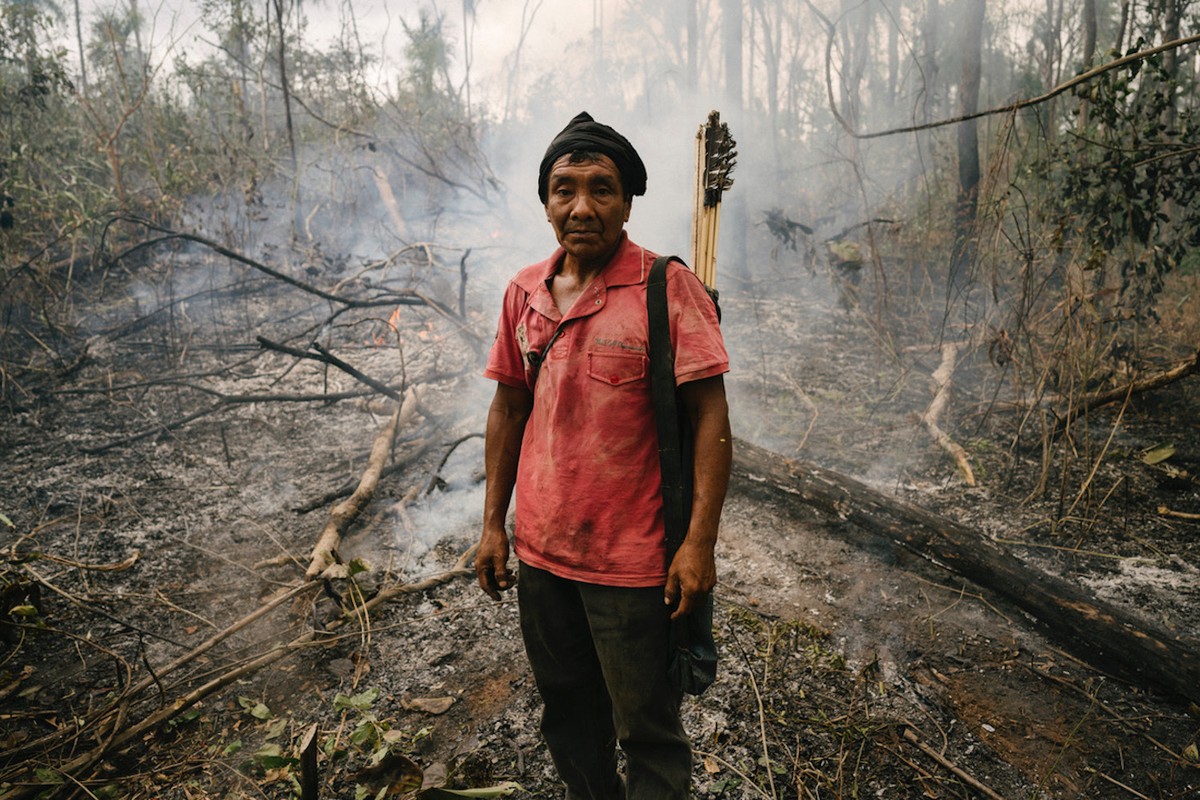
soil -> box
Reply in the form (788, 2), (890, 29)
(1, 241), (1199, 800)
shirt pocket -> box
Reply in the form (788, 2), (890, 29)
(587, 351), (648, 387)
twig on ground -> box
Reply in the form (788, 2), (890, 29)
(1157, 506), (1200, 521)
(0, 546), (478, 799)
(1086, 768), (1155, 799)
(901, 727), (1008, 800)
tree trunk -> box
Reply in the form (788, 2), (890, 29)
(730, 440), (1200, 706)
(921, 0), (939, 124)
(74, 0), (88, 93)
(1160, 0), (1181, 133)
(272, 0), (302, 236)
(949, 0), (984, 288)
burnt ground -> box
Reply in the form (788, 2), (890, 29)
(1, 241), (1199, 800)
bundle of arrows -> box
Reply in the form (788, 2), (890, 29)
(690, 110), (738, 290)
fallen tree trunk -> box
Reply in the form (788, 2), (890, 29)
(730, 439), (1200, 706)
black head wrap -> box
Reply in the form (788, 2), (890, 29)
(537, 111), (647, 204)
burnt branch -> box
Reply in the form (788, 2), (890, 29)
(256, 336), (403, 400)
(1055, 349), (1199, 435)
(102, 216), (458, 318)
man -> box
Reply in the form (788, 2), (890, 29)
(476, 111), (732, 800)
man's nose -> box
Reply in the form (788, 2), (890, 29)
(568, 192), (596, 218)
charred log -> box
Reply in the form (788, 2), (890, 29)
(731, 439), (1200, 706)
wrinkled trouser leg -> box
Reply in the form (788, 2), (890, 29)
(518, 562), (691, 800)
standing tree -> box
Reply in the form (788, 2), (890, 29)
(950, 0), (985, 290)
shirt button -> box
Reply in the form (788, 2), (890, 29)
(610, 375), (619, 384)
(595, 299), (602, 305)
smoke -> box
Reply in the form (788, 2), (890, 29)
(396, 435), (487, 565)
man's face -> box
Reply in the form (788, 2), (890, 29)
(544, 154), (632, 268)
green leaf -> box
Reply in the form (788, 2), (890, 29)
(238, 697), (272, 720)
(8, 605), (39, 618)
(256, 743), (282, 759)
(335, 687), (381, 712)
(254, 743), (297, 770)
(167, 708), (201, 729)
(34, 768), (64, 784)
(0, 512), (13, 528)
(222, 739), (243, 756)
(1141, 444), (1175, 465)
(349, 720), (378, 746)
(263, 716), (288, 740)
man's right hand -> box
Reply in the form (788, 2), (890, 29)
(476, 524), (514, 601)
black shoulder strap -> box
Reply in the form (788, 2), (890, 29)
(647, 256), (691, 561)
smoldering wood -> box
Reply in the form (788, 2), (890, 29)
(422, 432), (484, 495)
(731, 439), (1200, 705)
(292, 436), (437, 513)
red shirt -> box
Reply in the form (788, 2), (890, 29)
(484, 235), (729, 587)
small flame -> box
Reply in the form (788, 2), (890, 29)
(373, 307), (404, 346)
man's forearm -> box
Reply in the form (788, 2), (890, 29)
(482, 384), (533, 531)
(681, 376), (732, 550)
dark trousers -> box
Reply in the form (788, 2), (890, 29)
(517, 562), (691, 800)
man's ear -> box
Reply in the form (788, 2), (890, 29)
(623, 198), (632, 222)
